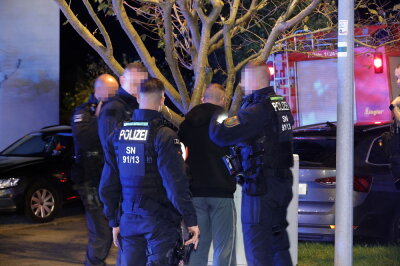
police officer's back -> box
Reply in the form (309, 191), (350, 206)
(210, 60), (294, 266)
(71, 73), (118, 266)
(99, 78), (199, 265)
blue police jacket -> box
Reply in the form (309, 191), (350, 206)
(209, 86), (294, 169)
(98, 87), (139, 150)
(209, 86), (274, 145)
(71, 94), (103, 186)
(99, 109), (197, 228)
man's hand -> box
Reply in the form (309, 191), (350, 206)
(112, 227), (120, 247)
(95, 101), (103, 117)
(185, 226), (200, 249)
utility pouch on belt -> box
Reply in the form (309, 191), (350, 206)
(239, 138), (267, 196)
(168, 224), (194, 265)
(242, 166), (267, 196)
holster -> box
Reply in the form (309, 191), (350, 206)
(77, 185), (102, 210)
(242, 155), (267, 196)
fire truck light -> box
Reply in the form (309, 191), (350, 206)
(268, 67), (275, 76)
(373, 53), (383, 73)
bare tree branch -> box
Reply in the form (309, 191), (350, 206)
(193, 0), (208, 23)
(162, 1), (191, 111)
(355, 38), (400, 49)
(283, 0), (301, 20)
(223, 0), (241, 107)
(112, 0), (184, 112)
(234, 51), (261, 73)
(177, 0), (201, 52)
(209, 0), (259, 47)
(259, 0), (322, 61)
(208, 0), (267, 55)
(161, 105), (184, 127)
(54, 0), (123, 75)
(81, 0), (113, 54)
(190, 0), (224, 109)
(137, 0), (161, 3)
(229, 83), (244, 115)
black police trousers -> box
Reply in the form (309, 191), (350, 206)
(119, 201), (180, 266)
(78, 187), (113, 266)
(241, 173), (293, 266)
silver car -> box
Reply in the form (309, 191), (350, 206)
(294, 122), (400, 243)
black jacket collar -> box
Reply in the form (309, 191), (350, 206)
(132, 109), (163, 121)
(243, 86), (275, 103)
(118, 87), (138, 107)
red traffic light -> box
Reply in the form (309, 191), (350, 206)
(373, 53), (383, 73)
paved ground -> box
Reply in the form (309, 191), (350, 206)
(0, 206), (118, 266)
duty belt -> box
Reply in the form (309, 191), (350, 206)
(74, 151), (101, 159)
(86, 151), (100, 157)
(121, 198), (175, 220)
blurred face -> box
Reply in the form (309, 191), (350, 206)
(241, 65), (270, 95)
(94, 76), (118, 101)
(242, 68), (257, 95)
(120, 69), (148, 96)
(395, 67), (400, 89)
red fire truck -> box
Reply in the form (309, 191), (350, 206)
(269, 25), (400, 127)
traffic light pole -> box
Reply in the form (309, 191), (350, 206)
(335, 0), (354, 265)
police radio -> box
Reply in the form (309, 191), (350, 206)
(222, 146), (244, 184)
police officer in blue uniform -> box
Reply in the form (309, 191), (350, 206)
(99, 78), (199, 265)
(209, 60), (294, 266)
(71, 74), (119, 266)
(98, 62), (148, 149)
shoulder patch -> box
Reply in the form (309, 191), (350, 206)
(224, 116), (240, 127)
(73, 114), (83, 123)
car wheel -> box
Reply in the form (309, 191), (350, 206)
(390, 212), (400, 244)
(25, 182), (59, 223)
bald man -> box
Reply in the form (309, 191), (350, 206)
(71, 73), (118, 266)
(210, 60), (294, 266)
(179, 84), (236, 266)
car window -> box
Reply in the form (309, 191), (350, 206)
(1, 133), (72, 157)
(293, 137), (336, 167)
(366, 136), (390, 165)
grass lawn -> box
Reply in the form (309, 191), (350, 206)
(298, 242), (400, 266)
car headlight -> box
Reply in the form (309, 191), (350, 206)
(0, 178), (20, 189)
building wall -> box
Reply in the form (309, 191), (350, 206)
(0, 0), (59, 150)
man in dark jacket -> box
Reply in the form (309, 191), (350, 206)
(99, 78), (199, 265)
(179, 83), (236, 266)
(71, 74), (118, 266)
(98, 62), (148, 149)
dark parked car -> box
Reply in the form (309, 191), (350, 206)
(0, 125), (79, 222)
(294, 122), (400, 243)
